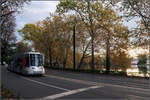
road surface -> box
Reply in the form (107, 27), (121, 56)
(1, 66), (150, 100)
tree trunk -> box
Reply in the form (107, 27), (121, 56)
(78, 53), (85, 69)
(106, 35), (110, 74)
(1, 43), (7, 65)
(87, 0), (95, 71)
(148, 31), (150, 76)
(78, 40), (91, 69)
(91, 31), (95, 71)
(1, 55), (4, 65)
(0, 31), (1, 65)
(63, 46), (67, 69)
(49, 47), (52, 67)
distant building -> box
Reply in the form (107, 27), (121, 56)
(131, 59), (138, 68)
(127, 59), (150, 77)
(131, 59), (149, 69)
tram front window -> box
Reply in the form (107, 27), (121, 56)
(30, 54), (43, 66)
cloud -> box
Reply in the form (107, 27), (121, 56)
(15, 1), (59, 41)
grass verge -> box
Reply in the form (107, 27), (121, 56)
(1, 85), (20, 99)
(45, 66), (149, 79)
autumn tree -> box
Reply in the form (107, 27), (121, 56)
(120, 0), (150, 72)
(0, 0), (30, 18)
(58, 14), (91, 70)
(108, 0), (150, 68)
(88, 1), (130, 73)
(15, 41), (31, 53)
(56, 0), (131, 73)
(121, 0), (150, 31)
(19, 14), (73, 68)
(0, 0), (30, 64)
(111, 52), (131, 72)
(0, 13), (16, 64)
(75, 18), (91, 69)
(57, 0), (100, 70)
(131, 22), (149, 48)
(18, 23), (52, 65)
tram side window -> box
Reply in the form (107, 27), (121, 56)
(39, 55), (43, 66)
(13, 58), (17, 67)
(30, 54), (35, 66)
(17, 57), (22, 67)
(25, 54), (29, 67)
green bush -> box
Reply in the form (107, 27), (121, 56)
(137, 54), (148, 76)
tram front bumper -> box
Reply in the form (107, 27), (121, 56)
(24, 67), (45, 75)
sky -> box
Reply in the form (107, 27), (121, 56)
(15, 1), (146, 57)
(15, 1), (59, 41)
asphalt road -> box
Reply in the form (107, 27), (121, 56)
(1, 66), (150, 100)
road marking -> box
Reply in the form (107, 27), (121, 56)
(45, 74), (150, 93)
(103, 83), (150, 93)
(21, 77), (70, 91)
(43, 86), (101, 100)
(128, 95), (149, 100)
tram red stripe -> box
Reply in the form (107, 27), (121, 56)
(23, 57), (26, 67)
